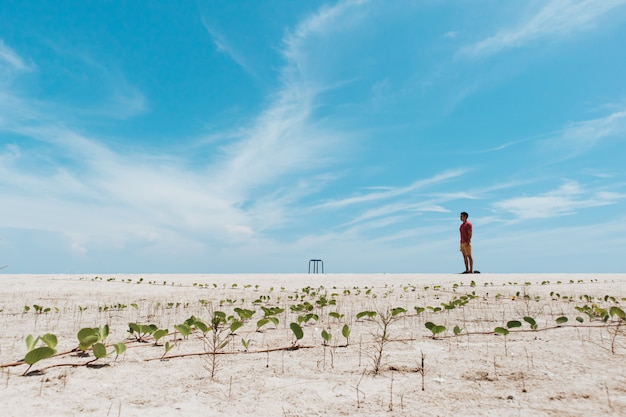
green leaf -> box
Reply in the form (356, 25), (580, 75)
(341, 324), (351, 339)
(78, 327), (98, 343)
(25, 335), (38, 351)
(164, 341), (174, 354)
(78, 335), (99, 351)
(414, 307), (425, 314)
(113, 342), (126, 356)
(174, 324), (191, 337)
(432, 325), (446, 335)
(610, 306), (625, 319)
(230, 320), (244, 334)
(153, 329), (168, 342)
(268, 317), (279, 326)
(576, 316), (584, 323)
(98, 324), (109, 341)
(128, 323), (140, 334)
(424, 322), (435, 331)
(321, 329), (332, 342)
(453, 325), (462, 335)
(290, 323), (304, 340)
(507, 320), (522, 329)
(523, 316), (536, 327)
(24, 346), (56, 366)
(391, 307), (407, 316)
(356, 311), (369, 319)
(41, 333), (58, 349)
(256, 318), (270, 330)
(494, 327), (509, 336)
(93, 342), (108, 359)
(194, 320), (209, 333)
(556, 316), (568, 325)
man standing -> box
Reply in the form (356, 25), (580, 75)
(459, 212), (473, 274)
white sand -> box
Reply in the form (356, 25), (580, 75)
(1, 273), (625, 416)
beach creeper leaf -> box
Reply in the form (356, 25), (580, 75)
(556, 316), (568, 325)
(424, 322), (435, 331)
(414, 307), (425, 314)
(24, 346), (56, 366)
(494, 327), (509, 336)
(391, 307), (407, 316)
(153, 329), (168, 342)
(41, 333), (58, 349)
(290, 323), (304, 341)
(523, 316), (536, 327)
(507, 320), (522, 329)
(230, 320), (244, 334)
(576, 316), (584, 323)
(268, 317), (279, 327)
(321, 329), (332, 343)
(93, 343), (108, 359)
(113, 342), (126, 357)
(256, 318), (270, 330)
(25, 335), (39, 351)
(341, 324), (351, 339)
(433, 325), (446, 335)
(453, 325), (462, 335)
(174, 324), (191, 337)
(194, 320), (209, 334)
(609, 307), (625, 319)
(98, 325), (109, 341)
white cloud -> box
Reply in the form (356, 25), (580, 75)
(493, 181), (624, 219)
(462, 0), (626, 57)
(540, 109), (626, 157)
(316, 169), (468, 209)
(0, 39), (30, 71)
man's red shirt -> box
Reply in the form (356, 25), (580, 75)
(460, 221), (472, 243)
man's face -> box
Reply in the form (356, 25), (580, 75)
(460, 214), (467, 222)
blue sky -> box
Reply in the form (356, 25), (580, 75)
(1, 0), (626, 274)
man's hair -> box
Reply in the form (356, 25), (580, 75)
(460, 211), (469, 218)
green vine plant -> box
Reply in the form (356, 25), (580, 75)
(23, 333), (57, 375)
(289, 322), (304, 348)
(204, 310), (230, 378)
(128, 323), (158, 342)
(341, 324), (351, 347)
(424, 322), (446, 339)
(321, 329), (332, 346)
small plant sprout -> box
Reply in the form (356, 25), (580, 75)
(162, 341), (175, 360)
(494, 326), (510, 355)
(23, 333), (58, 375)
(321, 329), (332, 346)
(174, 323), (191, 340)
(424, 322), (446, 339)
(152, 328), (169, 346)
(356, 310), (377, 320)
(523, 316), (538, 330)
(77, 325), (109, 352)
(128, 323), (157, 342)
(241, 338), (252, 352)
(341, 324), (351, 346)
(290, 323), (304, 347)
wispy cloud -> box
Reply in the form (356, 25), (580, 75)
(493, 181), (625, 219)
(462, 0), (626, 57)
(316, 169), (468, 210)
(0, 39), (30, 72)
(201, 20), (259, 79)
(539, 109), (626, 158)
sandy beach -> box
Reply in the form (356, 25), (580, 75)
(1, 273), (625, 416)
